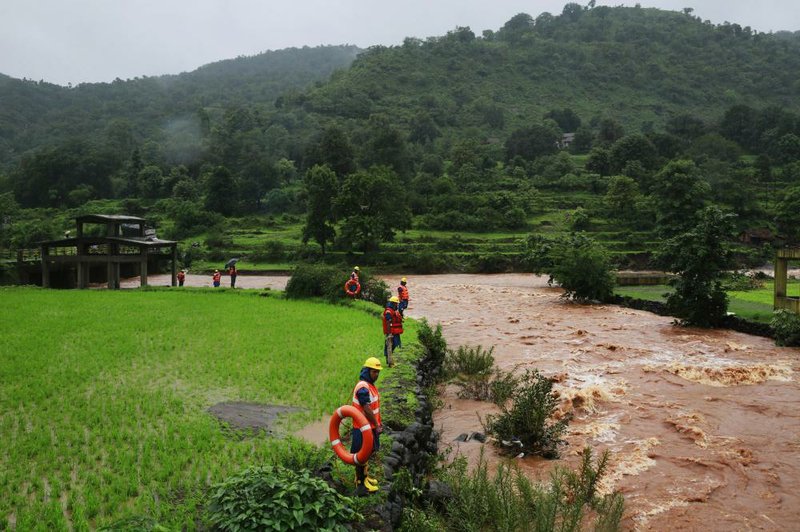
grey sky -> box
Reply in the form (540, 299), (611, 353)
(1, 0), (798, 86)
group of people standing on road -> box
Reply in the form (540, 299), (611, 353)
(345, 269), (411, 494)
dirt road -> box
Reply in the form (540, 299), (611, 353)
(399, 274), (800, 531)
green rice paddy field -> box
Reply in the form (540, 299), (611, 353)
(0, 287), (397, 530)
(615, 281), (800, 323)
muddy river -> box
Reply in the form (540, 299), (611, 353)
(131, 272), (800, 530)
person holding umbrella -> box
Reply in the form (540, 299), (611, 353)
(226, 258), (239, 288)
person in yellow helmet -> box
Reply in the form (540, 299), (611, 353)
(382, 296), (403, 366)
(350, 266), (360, 282)
(351, 357), (383, 495)
(397, 277), (409, 317)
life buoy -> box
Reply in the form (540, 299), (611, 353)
(344, 279), (361, 297)
(329, 405), (374, 465)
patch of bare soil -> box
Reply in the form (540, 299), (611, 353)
(208, 401), (301, 435)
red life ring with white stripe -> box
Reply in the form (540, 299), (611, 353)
(344, 279), (361, 297)
(329, 405), (374, 465)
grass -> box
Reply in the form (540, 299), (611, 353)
(614, 281), (800, 323)
(0, 286), (403, 530)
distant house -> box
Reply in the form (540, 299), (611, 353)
(738, 228), (774, 246)
(559, 132), (576, 150)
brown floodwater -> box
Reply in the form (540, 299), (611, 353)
(402, 274), (800, 531)
(122, 272), (800, 529)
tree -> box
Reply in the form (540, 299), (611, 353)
(544, 108), (581, 132)
(605, 175), (641, 224)
(527, 233), (615, 301)
(335, 166), (411, 252)
(204, 166), (238, 216)
(776, 186), (800, 242)
(608, 134), (658, 173)
(302, 165), (338, 254)
(650, 160), (709, 237)
(596, 118), (625, 146)
(777, 133), (800, 165)
(304, 126), (356, 177)
(505, 124), (560, 162)
(657, 206), (734, 327)
(585, 147), (611, 176)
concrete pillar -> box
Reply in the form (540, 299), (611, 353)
(775, 256), (788, 308)
(140, 247), (148, 287)
(171, 246), (177, 287)
(40, 245), (50, 288)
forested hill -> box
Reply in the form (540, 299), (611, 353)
(0, 45), (360, 167)
(292, 5), (800, 132)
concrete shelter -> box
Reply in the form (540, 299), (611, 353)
(39, 214), (177, 289)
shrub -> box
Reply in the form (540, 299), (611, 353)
(360, 275), (390, 306)
(445, 345), (495, 378)
(417, 319), (447, 379)
(528, 233), (615, 301)
(722, 271), (764, 291)
(771, 309), (800, 347)
(285, 264), (341, 300)
(485, 369), (570, 458)
(207, 465), (359, 531)
(407, 449), (623, 532)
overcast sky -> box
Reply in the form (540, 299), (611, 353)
(1, 0), (798, 86)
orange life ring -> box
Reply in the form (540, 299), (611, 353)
(329, 405), (374, 465)
(344, 279), (361, 297)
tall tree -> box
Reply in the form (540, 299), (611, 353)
(657, 206), (734, 327)
(651, 159), (709, 238)
(302, 165), (338, 254)
(204, 166), (238, 216)
(335, 166), (411, 252)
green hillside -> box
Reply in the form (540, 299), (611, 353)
(2, 4), (800, 274)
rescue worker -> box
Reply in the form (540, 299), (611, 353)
(350, 266), (360, 282)
(383, 296), (403, 365)
(212, 269), (221, 287)
(352, 357), (383, 495)
(397, 277), (410, 317)
(228, 264), (237, 288)
(177, 269), (186, 287)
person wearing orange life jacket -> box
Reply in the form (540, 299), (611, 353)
(397, 277), (410, 317)
(351, 357), (383, 494)
(383, 296), (403, 365)
(177, 270), (186, 287)
(212, 269), (221, 287)
(350, 266), (360, 282)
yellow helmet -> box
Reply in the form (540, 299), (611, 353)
(389, 296), (400, 303)
(354, 266), (360, 271)
(401, 277), (407, 283)
(364, 357), (383, 370)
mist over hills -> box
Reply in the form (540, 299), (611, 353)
(1, 4), (800, 219)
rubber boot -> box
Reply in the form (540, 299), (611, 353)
(355, 466), (378, 495)
(364, 464), (378, 488)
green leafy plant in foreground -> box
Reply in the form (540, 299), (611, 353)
(207, 465), (360, 531)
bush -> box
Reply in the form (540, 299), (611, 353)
(722, 271), (765, 291)
(417, 319), (447, 379)
(445, 345), (495, 378)
(528, 233), (615, 301)
(360, 275), (390, 306)
(207, 465), (359, 531)
(771, 309), (800, 347)
(285, 264), (341, 300)
(485, 369), (570, 458)
(405, 449), (623, 532)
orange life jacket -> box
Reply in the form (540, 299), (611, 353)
(177, 272), (185, 280)
(352, 380), (381, 429)
(398, 285), (409, 301)
(383, 307), (403, 335)
(213, 272), (221, 282)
